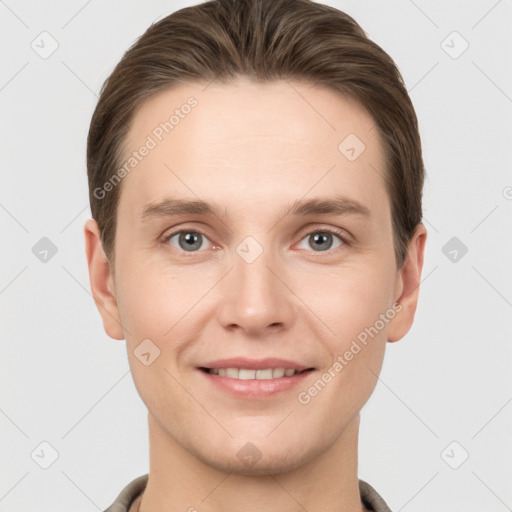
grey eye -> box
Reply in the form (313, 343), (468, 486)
(167, 231), (209, 252)
(298, 231), (344, 252)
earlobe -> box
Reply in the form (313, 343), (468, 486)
(387, 223), (427, 343)
(84, 218), (125, 340)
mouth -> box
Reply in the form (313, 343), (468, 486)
(196, 358), (315, 399)
(199, 367), (313, 379)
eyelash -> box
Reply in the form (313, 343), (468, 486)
(161, 226), (351, 254)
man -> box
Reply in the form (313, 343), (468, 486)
(84, 0), (427, 510)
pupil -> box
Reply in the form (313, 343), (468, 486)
(177, 232), (333, 252)
(181, 232), (201, 251)
(312, 233), (331, 251)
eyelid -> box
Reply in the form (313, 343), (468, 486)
(161, 224), (353, 253)
(296, 225), (353, 246)
(161, 225), (215, 249)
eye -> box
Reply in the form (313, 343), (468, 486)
(297, 229), (346, 252)
(163, 227), (348, 254)
(165, 230), (211, 252)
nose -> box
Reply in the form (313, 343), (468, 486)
(216, 238), (296, 336)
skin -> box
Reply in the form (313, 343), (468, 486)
(84, 78), (426, 512)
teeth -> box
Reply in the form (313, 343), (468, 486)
(256, 369), (273, 379)
(239, 369), (256, 380)
(207, 367), (299, 379)
(226, 368), (238, 378)
(272, 368), (285, 378)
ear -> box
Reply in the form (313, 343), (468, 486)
(84, 218), (125, 340)
(387, 223), (427, 343)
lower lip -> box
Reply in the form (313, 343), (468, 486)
(198, 369), (314, 399)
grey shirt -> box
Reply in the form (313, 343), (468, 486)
(103, 474), (393, 512)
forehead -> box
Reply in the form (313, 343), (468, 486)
(119, 78), (388, 221)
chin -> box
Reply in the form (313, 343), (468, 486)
(195, 441), (317, 477)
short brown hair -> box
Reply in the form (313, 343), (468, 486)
(87, 0), (424, 269)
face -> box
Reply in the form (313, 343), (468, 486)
(86, 78), (425, 475)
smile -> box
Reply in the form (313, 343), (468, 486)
(201, 367), (310, 379)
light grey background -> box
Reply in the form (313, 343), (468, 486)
(1, 0), (511, 510)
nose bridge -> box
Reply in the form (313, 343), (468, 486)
(217, 233), (293, 333)
(234, 234), (280, 307)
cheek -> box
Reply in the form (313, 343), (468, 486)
(116, 274), (171, 340)
(299, 261), (396, 345)
(115, 248), (396, 353)
(114, 259), (218, 356)
(314, 263), (395, 400)
(114, 265), (200, 413)
(294, 271), (392, 422)
(298, 262), (394, 393)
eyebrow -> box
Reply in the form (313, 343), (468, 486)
(139, 195), (371, 223)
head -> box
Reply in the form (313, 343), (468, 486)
(85, 0), (426, 475)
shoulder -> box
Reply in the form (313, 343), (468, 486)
(358, 479), (393, 512)
(102, 474), (148, 512)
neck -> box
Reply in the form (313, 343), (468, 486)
(138, 413), (367, 512)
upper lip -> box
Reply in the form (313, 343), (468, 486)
(199, 357), (313, 371)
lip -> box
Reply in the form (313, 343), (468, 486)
(197, 357), (315, 399)
(199, 357), (312, 371)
